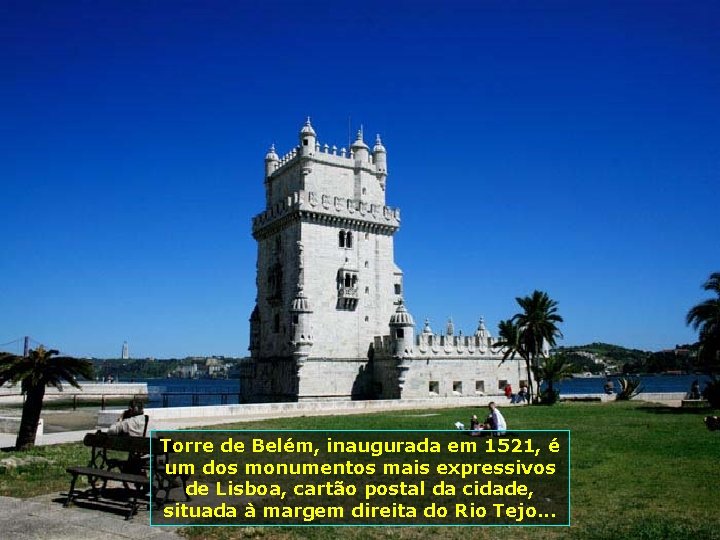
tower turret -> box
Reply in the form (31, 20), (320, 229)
(422, 318), (433, 335)
(475, 316), (489, 338)
(289, 241), (313, 363)
(372, 134), (387, 190)
(446, 317), (455, 336)
(290, 289), (314, 362)
(299, 117), (316, 157)
(264, 144), (279, 178)
(350, 127), (369, 163)
(389, 299), (415, 358)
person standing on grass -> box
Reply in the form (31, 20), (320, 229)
(487, 402), (507, 435)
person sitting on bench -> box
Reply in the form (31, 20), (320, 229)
(108, 401), (147, 437)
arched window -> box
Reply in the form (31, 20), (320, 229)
(344, 273), (352, 287)
(338, 231), (345, 248)
(346, 232), (353, 248)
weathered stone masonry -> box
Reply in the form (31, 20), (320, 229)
(240, 119), (529, 402)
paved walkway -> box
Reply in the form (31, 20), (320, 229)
(0, 494), (179, 540)
(0, 430), (91, 449)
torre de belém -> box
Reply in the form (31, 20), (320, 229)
(239, 119), (529, 402)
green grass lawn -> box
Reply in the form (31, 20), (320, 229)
(1, 401), (718, 539)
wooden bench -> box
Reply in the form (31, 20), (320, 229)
(65, 432), (151, 520)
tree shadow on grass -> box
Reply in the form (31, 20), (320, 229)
(636, 404), (714, 415)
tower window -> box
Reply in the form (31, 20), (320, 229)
(364, 261), (369, 268)
(339, 231), (345, 248)
(394, 284), (402, 294)
(267, 263), (283, 304)
(396, 328), (404, 338)
(292, 314), (299, 324)
(346, 232), (353, 248)
(365, 287), (369, 294)
(303, 139), (308, 146)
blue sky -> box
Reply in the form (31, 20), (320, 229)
(1, 1), (718, 358)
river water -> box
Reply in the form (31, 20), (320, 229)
(139, 374), (711, 408)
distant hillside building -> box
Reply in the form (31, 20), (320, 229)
(240, 119), (528, 402)
(121, 341), (129, 360)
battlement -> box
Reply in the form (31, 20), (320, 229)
(373, 331), (503, 359)
(252, 190), (400, 238)
(267, 139), (381, 178)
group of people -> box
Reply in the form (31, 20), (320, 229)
(503, 383), (529, 404)
(455, 402), (507, 436)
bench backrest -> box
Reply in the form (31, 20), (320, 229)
(83, 431), (151, 454)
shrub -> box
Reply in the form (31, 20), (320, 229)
(538, 387), (560, 405)
(702, 377), (720, 408)
(616, 376), (643, 401)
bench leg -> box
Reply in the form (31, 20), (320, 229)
(181, 475), (191, 502)
(154, 480), (169, 509)
(126, 499), (137, 520)
(65, 475), (79, 507)
(125, 484), (147, 520)
(88, 475), (102, 500)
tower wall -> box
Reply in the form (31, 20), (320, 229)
(388, 357), (529, 400)
(243, 119), (526, 404)
(245, 120), (401, 401)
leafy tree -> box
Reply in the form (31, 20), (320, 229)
(686, 272), (720, 374)
(0, 347), (93, 450)
(535, 353), (576, 404)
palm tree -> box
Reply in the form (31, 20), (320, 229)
(511, 290), (564, 403)
(535, 353), (576, 404)
(0, 346), (93, 450)
(495, 319), (534, 400)
(686, 272), (720, 374)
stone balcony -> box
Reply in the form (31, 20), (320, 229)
(337, 287), (359, 310)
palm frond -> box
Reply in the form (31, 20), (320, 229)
(0, 348), (93, 394)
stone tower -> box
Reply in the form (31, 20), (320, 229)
(243, 119), (403, 401)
